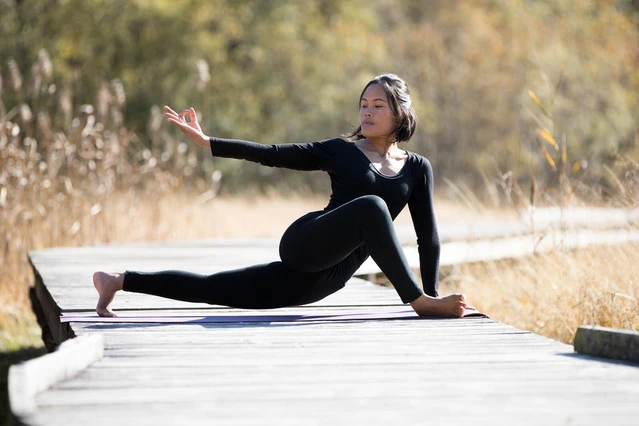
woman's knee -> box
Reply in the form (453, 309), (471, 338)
(353, 195), (391, 217)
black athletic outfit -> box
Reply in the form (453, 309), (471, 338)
(123, 137), (441, 308)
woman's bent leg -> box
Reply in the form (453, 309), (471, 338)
(279, 195), (424, 303)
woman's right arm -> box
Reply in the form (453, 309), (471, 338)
(163, 105), (331, 171)
(208, 137), (334, 171)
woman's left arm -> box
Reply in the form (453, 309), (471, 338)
(407, 157), (441, 298)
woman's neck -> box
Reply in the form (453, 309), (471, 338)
(361, 137), (399, 157)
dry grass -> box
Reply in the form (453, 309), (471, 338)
(0, 192), (326, 351)
(442, 243), (639, 344)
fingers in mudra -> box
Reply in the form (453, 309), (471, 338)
(162, 105), (181, 121)
(163, 106), (203, 140)
(163, 106), (195, 125)
(179, 108), (199, 125)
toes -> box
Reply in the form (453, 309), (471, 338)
(97, 308), (118, 318)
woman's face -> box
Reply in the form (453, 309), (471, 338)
(359, 84), (396, 142)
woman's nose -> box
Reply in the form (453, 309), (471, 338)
(364, 110), (372, 116)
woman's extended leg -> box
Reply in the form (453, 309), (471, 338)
(93, 248), (367, 317)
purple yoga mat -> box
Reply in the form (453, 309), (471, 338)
(61, 308), (487, 323)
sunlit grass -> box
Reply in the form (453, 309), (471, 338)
(444, 242), (639, 344)
(373, 239), (639, 344)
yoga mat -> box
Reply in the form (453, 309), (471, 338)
(61, 308), (487, 324)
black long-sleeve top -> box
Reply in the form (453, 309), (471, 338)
(209, 137), (441, 298)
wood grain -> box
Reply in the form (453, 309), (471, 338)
(18, 238), (639, 426)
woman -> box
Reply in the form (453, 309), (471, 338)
(93, 74), (470, 318)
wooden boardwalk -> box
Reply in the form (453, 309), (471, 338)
(17, 238), (639, 425)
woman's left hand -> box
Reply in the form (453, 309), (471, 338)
(163, 105), (210, 148)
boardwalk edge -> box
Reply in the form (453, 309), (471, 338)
(8, 334), (104, 425)
(574, 325), (639, 363)
(28, 254), (76, 350)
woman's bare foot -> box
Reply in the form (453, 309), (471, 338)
(93, 272), (124, 317)
(410, 294), (469, 318)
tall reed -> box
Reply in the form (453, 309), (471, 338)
(0, 51), (222, 350)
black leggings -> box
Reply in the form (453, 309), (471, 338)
(123, 195), (425, 308)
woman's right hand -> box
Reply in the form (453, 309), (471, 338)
(163, 105), (210, 148)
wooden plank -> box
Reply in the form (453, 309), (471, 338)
(31, 318), (639, 426)
(8, 334), (103, 424)
(29, 262), (76, 350)
(574, 325), (639, 363)
(25, 402), (638, 426)
(20, 228), (639, 426)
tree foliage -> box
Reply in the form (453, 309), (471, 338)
(1, 0), (637, 199)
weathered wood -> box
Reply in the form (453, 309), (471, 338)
(31, 318), (639, 426)
(9, 334), (103, 424)
(29, 259), (75, 351)
(574, 325), (639, 363)
(23, 403), (639, 426)
(18, 232), (639, 426)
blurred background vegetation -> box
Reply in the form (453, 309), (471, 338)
(1, 0), (637, 200)
(1, 3), (639, 418)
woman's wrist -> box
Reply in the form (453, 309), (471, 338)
(199, 134), (211, 147)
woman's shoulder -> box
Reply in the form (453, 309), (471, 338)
(307, 137), (352, 153)
(316, 137), (351, 146)
(405, 150), (433, 171)
(403, 151), (434, 186)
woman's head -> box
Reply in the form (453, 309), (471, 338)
(346, 74), (417, 144)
